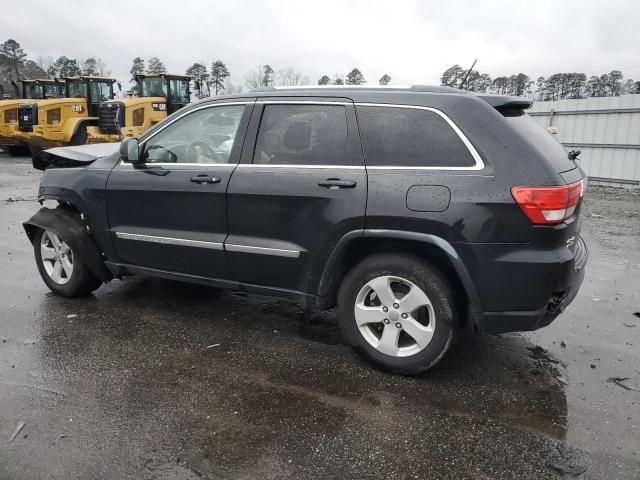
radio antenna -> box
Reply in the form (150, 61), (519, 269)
(459, 58), (478, 90)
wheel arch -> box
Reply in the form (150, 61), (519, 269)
(316, 229), (484, 326)
(23, 206), (113, 282)
(64, 117), (95, 142)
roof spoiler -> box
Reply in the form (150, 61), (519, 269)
(477, 95), (533, 110)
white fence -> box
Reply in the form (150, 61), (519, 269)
(529, 95), (640, 185)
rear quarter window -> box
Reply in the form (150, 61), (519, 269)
(355, 105), (476, 167)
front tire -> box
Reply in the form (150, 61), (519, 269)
(33, 228), (102, 297)
(337, 253), (456, 375)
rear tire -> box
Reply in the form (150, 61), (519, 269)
(33, 228), (102, 297)
(70, 125), (88, 146)
(337, 253), (456, 375)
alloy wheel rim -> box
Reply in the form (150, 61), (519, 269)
(40, 231), (73, 285)
(354, 275), (435, 357)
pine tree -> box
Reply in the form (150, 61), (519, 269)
(379, 74), (391, 85)
(210, 60), (230, 95)
(130, 57), (145, 84)
(346, 68), (365, 85)
(147, 57), (166, 74)
(82, 58), (98, 76)
(0, 39), (27, 81)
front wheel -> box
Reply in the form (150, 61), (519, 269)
(33, 228), (102, 297)
(337, 253), (456, 375)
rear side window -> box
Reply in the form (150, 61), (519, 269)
(356, 106), (475, 167)
(254, 104), (350, 166)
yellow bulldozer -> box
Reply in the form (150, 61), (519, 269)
(86, 73), (191, 143)
(0, 79), (64, 155)
(15, 76), (117, 153)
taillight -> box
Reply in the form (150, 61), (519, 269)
(511, 180), (584, 225)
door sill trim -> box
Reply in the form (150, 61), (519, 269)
(105, 262), (315, 305)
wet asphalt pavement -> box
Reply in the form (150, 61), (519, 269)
(0, 152), (638, 479)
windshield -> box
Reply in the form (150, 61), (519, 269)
(89, 81), (114, 102)
(141, 78), (168, 98)
(24, 84), (44, 99)
(169, 79), (189, 104)
(67, 80), (88, 98)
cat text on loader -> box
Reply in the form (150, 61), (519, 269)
(0, 79), (64, 155)
(16, 76), (117, 153)
(86, 73), (191, 144)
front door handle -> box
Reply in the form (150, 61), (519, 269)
(190, 174), (221, 185)
(318, 178), (357, 189)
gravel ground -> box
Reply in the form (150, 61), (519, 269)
(0, 152), (638, 479)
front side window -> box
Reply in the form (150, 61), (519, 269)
(356, 106), (475, 168)
(253, 104), (349, 166)
(89, 82), (113, 103)
(141, 78), (167, 98)
(142, 104), (246, 164)
(169, 79), (189, 103)
(67, 80), (88, 99)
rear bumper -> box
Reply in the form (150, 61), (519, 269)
(478, 261), (585, 334)
(457, 236), (588, 334)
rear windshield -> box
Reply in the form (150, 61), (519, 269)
(501, 109), (575, 172)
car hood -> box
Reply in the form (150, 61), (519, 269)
(33, 143), (120, 170)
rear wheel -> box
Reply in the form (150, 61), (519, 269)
(33, 228), (102, 297)
(337, 253), (455, 375)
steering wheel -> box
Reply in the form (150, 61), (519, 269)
(186, 140), (219, 163)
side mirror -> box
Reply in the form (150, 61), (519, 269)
(120, 137), (141, 164)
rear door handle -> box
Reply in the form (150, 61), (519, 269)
(190, 174), (221, 185)
(318, 178), (357, 189)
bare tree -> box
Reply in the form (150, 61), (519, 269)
(96, 59), (111, 77)
(275, 67), (304, 86)
(36, 55), (53, 78)
(245, 65), (274, 89)
(225, 80), (243, 94)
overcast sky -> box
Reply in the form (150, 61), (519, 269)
(3, 0), (639, 88)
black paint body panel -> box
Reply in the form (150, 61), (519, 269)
(29, 87), (588, 334)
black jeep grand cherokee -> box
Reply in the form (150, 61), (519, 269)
(24, 85), (588, 374)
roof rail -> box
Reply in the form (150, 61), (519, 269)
(249, 84), (467, 94)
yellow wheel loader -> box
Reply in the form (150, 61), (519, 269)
(86, 73), (191, 144)
(0, 79), (64, 155)
(15, 76), (117, 153)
